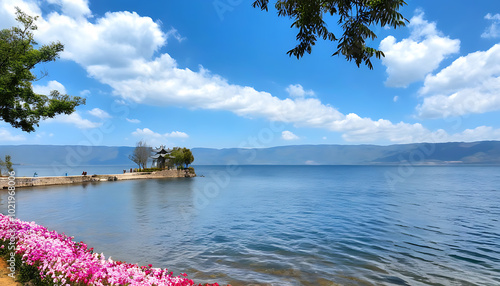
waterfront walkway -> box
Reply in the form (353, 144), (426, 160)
(0, 169), (196, 189)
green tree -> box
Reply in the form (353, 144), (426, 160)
(0, 8), (85, 132)
(129, 140), (151, 170)
(168, 147), (194, 168)
(181, 148), (194, 168)
(0, 155), (14, 176)
(168, 147), (184, 168)
(252, 0), (408, 69)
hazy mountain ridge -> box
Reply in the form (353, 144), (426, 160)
(192, 141), (500, 165)
(1, 141), (499, 166)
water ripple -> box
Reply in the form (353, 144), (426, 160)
(1, 165), (499, 285)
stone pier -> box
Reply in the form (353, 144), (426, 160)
(0, 169), (196, 189)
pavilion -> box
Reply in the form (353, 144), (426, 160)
(151, 145), (173, 169)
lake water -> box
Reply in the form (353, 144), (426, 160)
(1, 165), (499, 285)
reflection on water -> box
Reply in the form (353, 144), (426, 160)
(1, 166), (500, 285)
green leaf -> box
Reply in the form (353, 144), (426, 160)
(0, 8), (85, 132)
(252, 0), (408, 69)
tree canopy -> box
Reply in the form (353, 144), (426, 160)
(168, 147), (194, 168)
(0, 8), (85, 132)
(252, 0), (408, 69)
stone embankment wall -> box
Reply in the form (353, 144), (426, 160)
(0, 169), (195, 189)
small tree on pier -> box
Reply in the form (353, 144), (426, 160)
(129, 140), (151, 170)
(169, 147), (194, 169)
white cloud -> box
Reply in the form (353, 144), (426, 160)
(380, 11), (460, 87)
(286, 84), (315, 98)
(132, 128), (162, 140)
(132, 128), (189, 146)
(393, 96), (399, 102)
(335, 115), (500, 143)
(166, 131), (189, 138)
(126, 118), (141, 124)
(32, 80), (67, 95)
(88, 55), (345, 126)
(36, 10), (166, 68)
(442, 126), (500, 143)
(0, 0), (41, 29)
(44, 112), (101, 129)
(332, 114), (429, 142)
(46, 0), (90, 19)
(88, 108), (111, 119)
(0, 128), (26, 142)
(417, 44), (500, 118)
(482, 13), (500, 39)
(281, 130), (299, 141)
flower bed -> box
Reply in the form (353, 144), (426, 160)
(0, 214), (221, 286)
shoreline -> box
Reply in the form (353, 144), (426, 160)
(0, 169), (196, 189)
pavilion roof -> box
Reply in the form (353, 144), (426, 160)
(152, 145), (172, 154)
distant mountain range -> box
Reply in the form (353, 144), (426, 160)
(1, 141), (500, 167)
(193, 141), (500, 165)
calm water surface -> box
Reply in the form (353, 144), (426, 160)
(1, 166), (499, 285)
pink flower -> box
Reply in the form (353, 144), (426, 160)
(0, 214), (222, 286)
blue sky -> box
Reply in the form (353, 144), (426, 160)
(1, 0), (500, 148)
